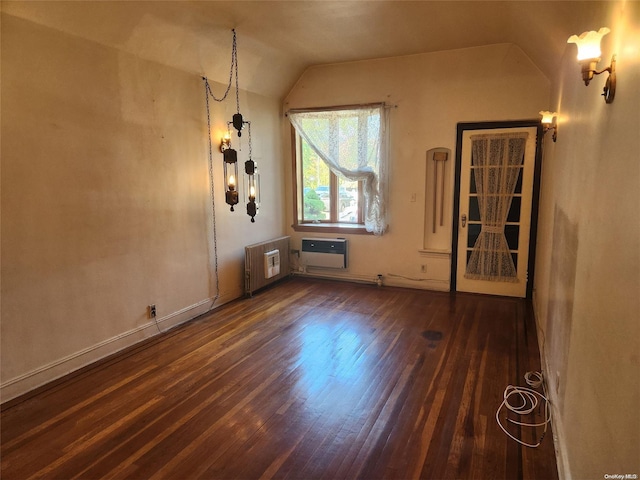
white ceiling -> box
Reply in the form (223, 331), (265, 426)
(3, 1), (612, 98)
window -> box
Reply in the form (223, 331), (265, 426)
(298, 137), (362, 225)
(289, 105), (388, 235)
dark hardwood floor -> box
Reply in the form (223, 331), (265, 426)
(1, 277), (558, 479)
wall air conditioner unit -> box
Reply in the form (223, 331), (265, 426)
(301, 238), (347, 269)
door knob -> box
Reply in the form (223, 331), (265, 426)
(461, 214), (467, 228)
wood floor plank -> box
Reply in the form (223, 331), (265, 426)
(1, 278), (558, 480)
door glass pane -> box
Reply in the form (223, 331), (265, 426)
(505, 225), (520, 250)
(469, 196), (481, 222)
(467, 224), (481, 248)
(507, 196), (522, 223)
(514, 167), (523, 194)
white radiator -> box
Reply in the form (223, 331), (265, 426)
(301, 238), (347, 269)
(245, 236), (290, 296)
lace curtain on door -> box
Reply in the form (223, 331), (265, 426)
(465, 132), (528, 282)
(288, 105), (388, 235)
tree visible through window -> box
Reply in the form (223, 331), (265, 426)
(289, 105), (388, 234)
(300, 138), (360, 223)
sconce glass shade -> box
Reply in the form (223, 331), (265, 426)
(539, 111), (557, 125)
(567, 27), (610, 61)
(566, 27), (616, 101)
(220, 134), (231, 152)
(539, 111), (558, 142)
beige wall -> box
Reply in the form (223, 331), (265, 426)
(283, 44), (549, 289)
(533, 2), (640, 478)
(1, 12), (285, 401)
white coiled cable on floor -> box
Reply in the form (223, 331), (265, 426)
(496, 371), (551, 448)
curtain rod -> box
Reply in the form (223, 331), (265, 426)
(285, 102), (397, 116)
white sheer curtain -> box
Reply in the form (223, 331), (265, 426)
(288, 105), (388, 235)
(464, 132), (528, 282)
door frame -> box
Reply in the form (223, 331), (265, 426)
(450, 120), (544, 299)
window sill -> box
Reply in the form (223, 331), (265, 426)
(292, 223), (372, 235)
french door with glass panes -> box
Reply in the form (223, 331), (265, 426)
(453, 124), (539, 298)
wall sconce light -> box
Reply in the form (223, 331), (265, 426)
(539, 111), (558, 142)
(220, 134), (231, 152)
(567, 27), (616, 103)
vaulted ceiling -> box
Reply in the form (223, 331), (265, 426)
(3, 1), (612, 98)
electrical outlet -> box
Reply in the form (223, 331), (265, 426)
(421, 264), (427, 273)
(149, 304), (156, 319)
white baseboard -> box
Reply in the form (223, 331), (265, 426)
(0, 293), (235, 404)
(295, 270), (450, 292)
(532, 295), (571, 480)
(384, 274), (450, 291)
(295, 270), (378, 285)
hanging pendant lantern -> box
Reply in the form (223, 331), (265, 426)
(203, 29), (263, 221)
(243, 123), (258, 222)
(245, 157), (259, 222)
(223, 147), (239, 211)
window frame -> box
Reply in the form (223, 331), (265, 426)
(291, 124), (370, 234)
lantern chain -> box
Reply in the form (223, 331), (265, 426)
(234, 29), (240, 114)
(203, 78), (220, 304)
(203, 29), (238, 104)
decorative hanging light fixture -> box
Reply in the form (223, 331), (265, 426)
(203, 29), (261, 220)
(223, 131), (239, 211)
(243, 123), (260, 222)
(246, 170), (259, 222)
